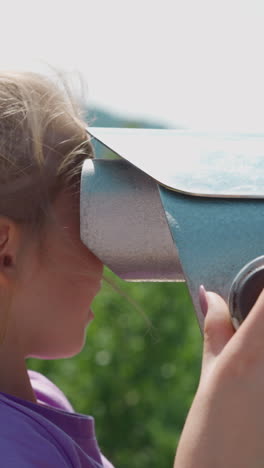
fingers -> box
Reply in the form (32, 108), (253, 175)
(202, 288), (264, 380)
(231, 288), (264, 357)
(202, 291), (235, 376)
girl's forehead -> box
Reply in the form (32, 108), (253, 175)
(51, 190), (80, 234)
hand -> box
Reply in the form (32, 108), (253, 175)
(174, 288), (264, 468)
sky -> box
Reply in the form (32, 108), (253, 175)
(1, 0), (264, 131)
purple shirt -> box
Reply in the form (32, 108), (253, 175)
(0, 370), (114, 467)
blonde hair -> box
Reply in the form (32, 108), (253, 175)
(0, 70), (93, 234)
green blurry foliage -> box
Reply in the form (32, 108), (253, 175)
(28, 269), (202, 468)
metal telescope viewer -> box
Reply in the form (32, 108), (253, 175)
(80, 128), (264, 332)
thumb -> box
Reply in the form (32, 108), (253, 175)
(201, 290), (235, 374)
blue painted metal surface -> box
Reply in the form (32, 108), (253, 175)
(159, 186), (264, 330)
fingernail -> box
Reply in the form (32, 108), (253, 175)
(199, 285), (208, 317)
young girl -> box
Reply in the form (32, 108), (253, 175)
(0, 71), (263, 467)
